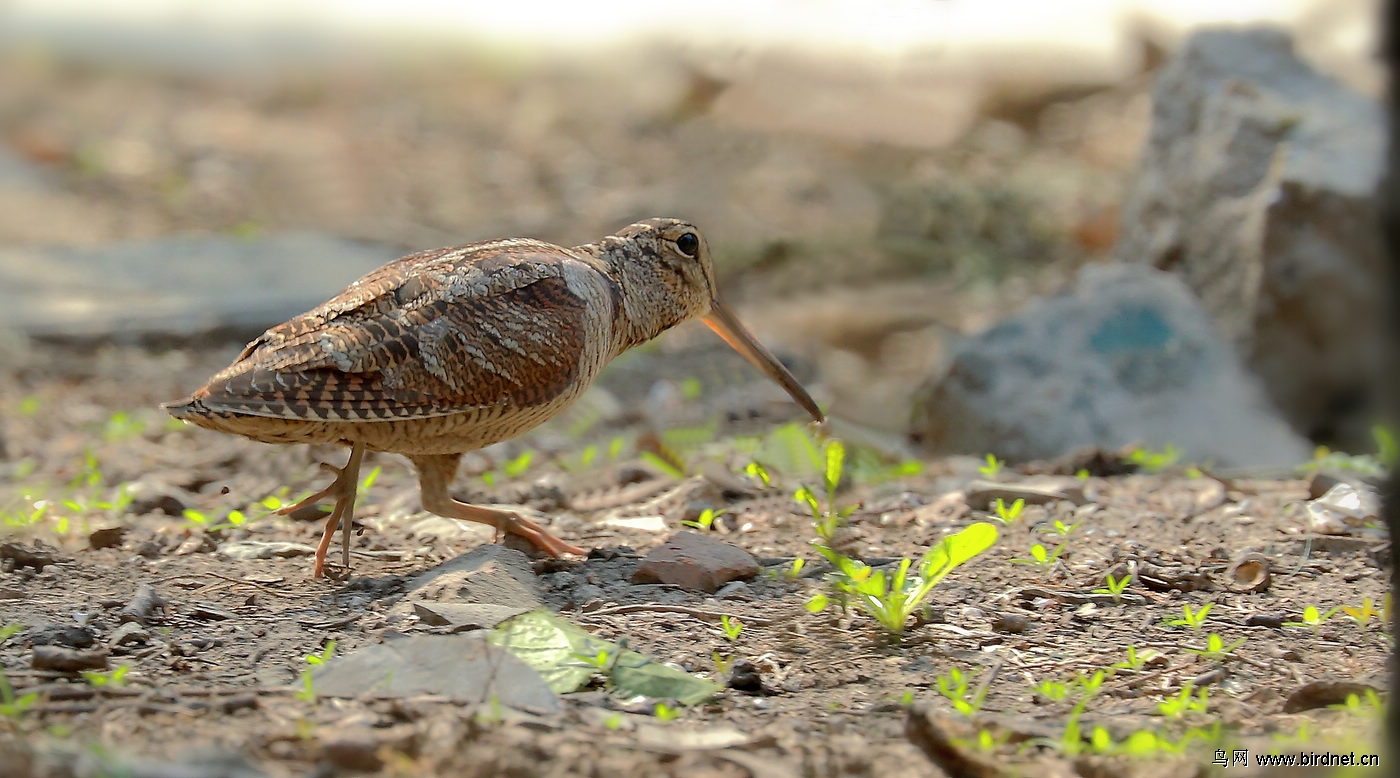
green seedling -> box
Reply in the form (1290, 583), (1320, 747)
(718, 615), (743, 642)
(977, 454), (1003, 478)
(103, 411), (146, 442)
(1111, 645), (1159, 672)
(653, 702), (679, 722)
(0, 624), (22, 643)
(1164, 602), (1212, 630)
(972, 728), (1008, 753)
(934, 666), (985, 717)
(0, 673), (38, 720)
(1075, 468), (1090, 481)
(603, 712), (623, 730)
(1046, 519), (1078, 536)
(897, 689), (915, 706)
(81, 664), (130, 688)
(710, 653), (734, 675)
(1284, 605), (1339, 630)
(744, 461), (772, 487)
(785, 558), (805, 580)
(1010, 542), (1062, 573)
(502, 451), (534, 478)
(1127, 444), (1179, 473)
(17, 396), (40, 417)
(1155, 682), (1209, 718)
(990, 498), (1023, 525)
(1330, 689), (1384, 718)
(639, 451), (686, 480)
(1034, 678), (1071, 702)
(294, 640), (336, 703)
(809, 523), (997, 635)
(795, 439), (856, 542)
(1342, 598), (1379, 628)
(359, 466), (381, 492)
(2, 502), (47, 529)
(682, 508), (722, 531)
(1183, 633), (1245, 660)
(1093, 573), (1131, 603)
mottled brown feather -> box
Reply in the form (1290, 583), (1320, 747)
(192, 241), (595, 422)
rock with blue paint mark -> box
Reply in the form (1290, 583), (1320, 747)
(910, 263), (1309, 467)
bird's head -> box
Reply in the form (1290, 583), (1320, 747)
(587, 217), (824, 424)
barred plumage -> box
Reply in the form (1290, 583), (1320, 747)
(164, 218), (823, 578)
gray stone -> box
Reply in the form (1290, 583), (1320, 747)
(1116, 27), (1387, 448)
(631, 532), (759, 593)
(109, 622), (150, 647)
(406, 545), (543, 610)
(0, 231), (396, 339)
(311, 633), (558, 713)
(410, 602), (531, 630)
(911, 264), (1310, 467)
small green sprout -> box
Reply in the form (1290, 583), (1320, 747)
(744, 461), (772, 487)
(1164, 602), (1212, 630)
(1183, 633), (1245, 660)
(977, 454), (1003, 478)
(785, 558), (805, 580)
(1155, 682), (1209, 718)
(809, 523), (998, 635)
(1075, 468), (1090, 481)
(103, 411), (146, 442)
(1034, 679), (1071, 702)
(1092, 573), (1130, 603)
(898, 689), (915, 707)
(1047, 519), (1077, 536)
(0, 673), (38, 720)
(1111, 646), (1158, 672)
(17, 396), (40, 417)
(1284, 605), (1339, 630)
(682, 508), (722, 531)
(603, 712), (623, 730)
(305, 641), (336, 666)
(359, 465), (381, 492)
(1010, 542), (1062, 573)
(653, 702), (679, 722)
(710, 653), (733, 675)
(1128, 445), (1179, 473)
(718, 615), (743, 642)
(502, 451), (534, 478)
(294, 640), (336, 703)
(990, 498), (1023, 525)
(804, 592), (828, 613)
(182, 509), (208, 527)
(1330, 689), (1383, 718)
(1342, 598), (1379, 628)
(639, 451), (686, 479)
(934, 666), (985, 716)
(0, 623), (22, 643)
(81, 664), (130, 688)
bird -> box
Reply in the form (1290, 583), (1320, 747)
(164, 218), (825, 578)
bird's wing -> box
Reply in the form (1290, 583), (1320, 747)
(191, 241), (603, 422)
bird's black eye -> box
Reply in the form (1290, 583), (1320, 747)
(675, 232), (699, 257)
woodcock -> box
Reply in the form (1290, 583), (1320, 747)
(164, 218), (825, 577)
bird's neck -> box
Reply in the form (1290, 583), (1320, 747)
(574, 239), (692, 358)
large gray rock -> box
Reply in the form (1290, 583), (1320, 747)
(1116, 27), (1386, 448)
(910, 264), (1310, 467)
(0, 231), (397, 339)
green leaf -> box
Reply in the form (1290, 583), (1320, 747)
(490, 610), (719, 705)
(823, 440), (845, 497)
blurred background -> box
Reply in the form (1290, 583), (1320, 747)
(0, 0), (1385, 468)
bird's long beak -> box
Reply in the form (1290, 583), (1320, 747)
(702, 298), (825, 424)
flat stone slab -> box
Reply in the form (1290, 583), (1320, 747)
(631, 532), (759, 593)
(311, 633), (559, 714)
(405, 545), (543, 610)
(0, 231), (396, 339)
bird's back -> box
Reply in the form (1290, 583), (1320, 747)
(166, 238), (621, 454)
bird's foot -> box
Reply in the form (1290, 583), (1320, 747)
(281, 444), (366, 578)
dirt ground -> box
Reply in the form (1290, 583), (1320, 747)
(0, 342), (1390, 778)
